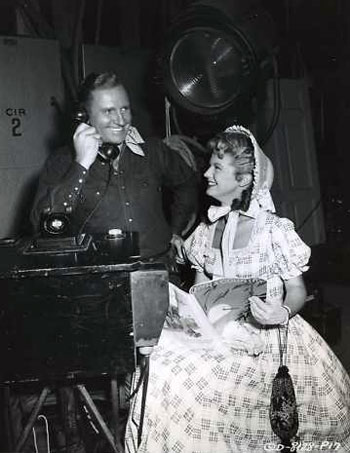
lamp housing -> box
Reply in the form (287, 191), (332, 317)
(163, 0), (277, 116)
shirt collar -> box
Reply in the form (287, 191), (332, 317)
(124, 126), (145, 156)
(207, 199), (260, 223)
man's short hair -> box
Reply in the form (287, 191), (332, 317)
(77, 72), (124, 108)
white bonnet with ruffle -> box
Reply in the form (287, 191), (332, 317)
(224, 124), (275, 213)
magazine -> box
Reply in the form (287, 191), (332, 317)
(164, 279), (267, 355)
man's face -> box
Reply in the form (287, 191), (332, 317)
(88, 85), (132, 144)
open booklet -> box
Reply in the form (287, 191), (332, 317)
(163, 279), (267, 356)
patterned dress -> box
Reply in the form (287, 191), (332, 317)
(125, 210), (350, 453)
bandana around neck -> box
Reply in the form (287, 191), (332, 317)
(125, 126), (145, 156)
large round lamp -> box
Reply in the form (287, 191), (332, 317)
(163, 0), (277, 118)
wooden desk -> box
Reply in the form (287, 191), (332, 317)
(0, 235), (168, 452)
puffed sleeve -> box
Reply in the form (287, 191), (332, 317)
(271, 216), (311, 280)
(183, 223), (208, 272)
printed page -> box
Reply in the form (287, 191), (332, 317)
(164, 282), (231, 352)
(163, 281), (266, 356)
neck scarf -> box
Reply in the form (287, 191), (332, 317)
(125, 126), (145, 156)
(112, 126), (145, 171)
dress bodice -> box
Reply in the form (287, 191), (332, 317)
(184, 209), (311, 302)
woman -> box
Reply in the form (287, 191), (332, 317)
(126, 125), (350, 452)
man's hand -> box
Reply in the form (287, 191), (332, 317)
(73, 122), (101, 170)
(249, 296), (289, 326)
(170, 234), (187, 265)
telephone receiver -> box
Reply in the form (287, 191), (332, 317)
(73, 108), (120, 162)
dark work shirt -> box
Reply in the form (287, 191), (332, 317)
(30, 137), (198, 258)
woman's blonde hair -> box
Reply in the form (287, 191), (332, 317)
(207, 131), (256, 211)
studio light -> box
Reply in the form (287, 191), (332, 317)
(163, 0), (277, 117)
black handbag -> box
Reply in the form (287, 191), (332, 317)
(269, 324), (299, 448)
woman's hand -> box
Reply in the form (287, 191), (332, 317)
(249, 275), (307, 326)
(249, 296), (289, 326)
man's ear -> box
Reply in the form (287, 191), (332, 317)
(238, 173), (253, 188)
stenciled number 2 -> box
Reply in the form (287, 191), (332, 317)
(11, 117), (22, 137)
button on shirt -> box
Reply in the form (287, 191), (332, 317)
(30, 135), (198, 258)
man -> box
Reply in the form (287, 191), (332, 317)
(23, 72), (198, 452)
(30, 71), (198, 262)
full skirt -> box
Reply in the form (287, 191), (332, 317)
(125, 315), (350, 453)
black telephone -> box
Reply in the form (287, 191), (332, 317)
(73, 108), (120, 161)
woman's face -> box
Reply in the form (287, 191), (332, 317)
(204, 153), (242, 206)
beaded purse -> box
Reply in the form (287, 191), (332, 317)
(269, 325), (299, 448)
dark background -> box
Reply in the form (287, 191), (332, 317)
(1, 0), (350, 415)
(0, 0), (350, 245)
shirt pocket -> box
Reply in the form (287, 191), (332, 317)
(132, 173), (161, 195)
